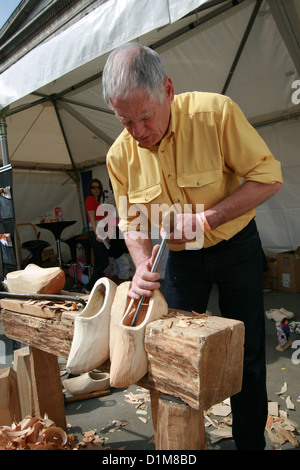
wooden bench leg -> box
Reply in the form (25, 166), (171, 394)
(29, 347), (66, 430)
(151, 392), (207, 450)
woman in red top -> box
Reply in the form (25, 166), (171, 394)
(84, 178), (109, 292)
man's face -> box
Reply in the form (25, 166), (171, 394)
(111, 77), (174, 148)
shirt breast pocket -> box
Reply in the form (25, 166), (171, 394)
(177, 169), (222, 188)
(128, 183), (162, 204)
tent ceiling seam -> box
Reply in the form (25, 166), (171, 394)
(57, 99), (114, 145)
(53, 100), (77, 173)
(222, 0), (263, 95)
(9, 106), (45, 159)
(267, 0), (300, 76)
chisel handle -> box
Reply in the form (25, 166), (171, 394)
(130, 211), (176, 326)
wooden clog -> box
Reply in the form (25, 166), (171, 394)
(109, 289), (168, 388)
(6, 264), (65, 294)
(66, 277), (117, 374)
(63, 371), (110, 396)
(109, 281), (131, 361)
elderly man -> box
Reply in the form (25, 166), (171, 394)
(103, 42), (282, 450)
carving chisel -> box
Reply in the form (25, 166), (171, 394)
(130, 212), (176, 326)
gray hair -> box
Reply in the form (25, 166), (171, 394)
(102, 42), (167, 109)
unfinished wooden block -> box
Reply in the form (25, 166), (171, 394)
(145, 311), (245, 410)
(13, 347), (33, 418)
(6, 264), (65, 294)
(0, 367), (21, 426)
(29, 347), (66, 430)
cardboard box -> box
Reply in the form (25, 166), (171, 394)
(263, 275), (278, 290)
(263, 257), (278, 290)
(265, 258), (278, 277)
(276, 249), (300, 293)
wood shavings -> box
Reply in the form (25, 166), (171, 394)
(176, 315), (206, 329)
(0, 414), (76, 450)
(108, 420), (128, 432)
(79, 430), (108, 450)
(204, 400), (233, 444)
(25, 298), (79, 313)
(124, 388), (150, 406)
(265, 414), (299, 447)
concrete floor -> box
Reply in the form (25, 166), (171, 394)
(1, 284), (300, 451)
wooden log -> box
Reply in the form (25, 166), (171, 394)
(13, 347), (34, 418)
(145, 310), (245, 410)
(1, 309), (74, 358)
(0, 367), (21, 426)
(155, 394), (207, 450)
(29, 347), (66, 430)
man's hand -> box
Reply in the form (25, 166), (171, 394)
(128, 243), (161, 299)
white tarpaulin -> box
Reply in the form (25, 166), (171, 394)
(1, 0), (300, 257)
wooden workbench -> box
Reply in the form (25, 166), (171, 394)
(1, 294), (244, 450)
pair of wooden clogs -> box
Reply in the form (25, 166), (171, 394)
(66, 277), (168, 388)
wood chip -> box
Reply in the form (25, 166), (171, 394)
(268, 401), (279, 417)
(208, 426), (232, 443)
(276, 382), (288, 395)
(138, 417), (147, 424)
(286, 396), (295, 410)
(211, 403), (232, 417)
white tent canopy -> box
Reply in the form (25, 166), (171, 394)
(1, 0), (300, 257)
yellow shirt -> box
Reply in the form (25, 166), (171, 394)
(106, 92), (283, 249)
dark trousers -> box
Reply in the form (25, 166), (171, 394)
(86, 231), (109, 291)
(164, 218), (268, 450)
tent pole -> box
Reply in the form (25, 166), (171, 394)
(0, 108), (10, 166)
(222, 0), (263, 95)
(52, 99), (86, 228)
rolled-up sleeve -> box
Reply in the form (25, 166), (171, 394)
(220, 98), (283, 185)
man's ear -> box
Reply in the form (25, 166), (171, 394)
(164, 76), (175, 103)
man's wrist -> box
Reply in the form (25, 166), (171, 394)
(195, 212), (211, 234)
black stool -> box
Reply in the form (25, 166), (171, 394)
(62, 235), (81, 287)
(75, 235), (93, 279)
(22, 240), (51, 266)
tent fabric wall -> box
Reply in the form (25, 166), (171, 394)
(0, 0), (300, 259)
(13, 170), (83, 260)
(0, 0), (211, 109)
(256, 119), (300, 255)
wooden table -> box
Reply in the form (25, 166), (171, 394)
(1, 296), (244, 450)
(36, 221), (76, 268)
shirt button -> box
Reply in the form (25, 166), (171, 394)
(160, 149), (164, 153)
(168, 174), (172, 178)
